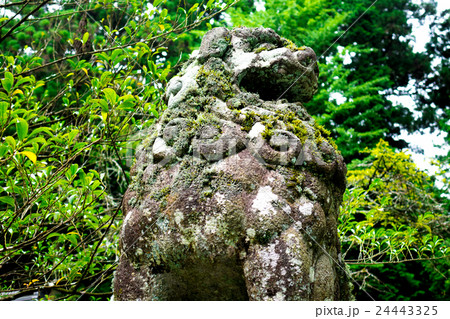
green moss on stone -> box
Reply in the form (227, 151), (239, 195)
(254, 46), (268, 53)
(275, 110), (309, 144)
(196, 64), (235, 100)
(313, 122), (339, 151)
(281, 38), (306, 51)
(286, 170), (305, 196)
(241, 111), (258, 132)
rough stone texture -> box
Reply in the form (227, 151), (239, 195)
(113, 27), (352, 301)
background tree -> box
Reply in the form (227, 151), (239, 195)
(340, 140), (449, 300)
(417, 8), (450, 212)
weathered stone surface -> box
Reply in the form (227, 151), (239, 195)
(113, 27), (351, 301)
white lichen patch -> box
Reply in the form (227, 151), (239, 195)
(165, 64), (200, 108)
(309, 266), (315, 283)
(228, 49), (255, 74)
(123, 210), (134, 230)
(282, 204), (292, 214)
(210, 98), (233, 118)
(284, 231), (305, 273)
(181, 236), (190, 246)
(293, 221), (303, 231)
(248, 122), (265, 139)
(143, 208), (151, 217)
(214, 192), (226, 205)
(246, 228), (256, 238)
(298, 200), (314, 216)
(290, 256), (303, 268)
(274, 291), (285, 301)
(252, 185), (279, 216)
(156, 218), (169, 232)
(259, 242), (280, 269)
(258, 48), (290, 69)
(174, 210), (184, 225)
(204, 216), (219, 235)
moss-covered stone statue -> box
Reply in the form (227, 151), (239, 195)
(113, 27), (351, 301)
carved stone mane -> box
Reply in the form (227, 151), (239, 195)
(113, 27), (351, 301)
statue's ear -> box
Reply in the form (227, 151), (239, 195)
(197, 27), (231, 63)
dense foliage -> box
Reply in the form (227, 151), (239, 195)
(341, 140), (449, 300)
(0, 0), (448, 300)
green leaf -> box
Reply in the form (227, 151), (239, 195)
(0, 101), (8, 125)
(47, 233), (62, 239)
(5, 136), (16, 149)
(70, 163), (79, 176)
(90, 180), (101, 190)
(206, 0), (214, 8)
(24, 136), (46, 146)
(149, 61), (157, 75)
(136, 42), (150, 52)
(100, 71), (112, 86)
(103, 88), (117, 105)
(110, 49), (122, 64)
(15, 118), (28, 141)
(67, 129), (79, 143)
(28, 127), (53, 138)
(0, 144), (7, 157)
(94, 99), (109, 112)
(1, 72), (14, 93)
(73, 142), (87, 150)
(160, 8), (168, 19)
(0, 196), (14, 206)
(6, 56), (14, 65)
(66, 163), (79, 180)
(154, 0), (163, 7)
(188, 3), (199, 14)
(118, 100), (135, 111)
(66, 233), (78, 246)
(82, 32), (89, 44)
(118, 94), (135, 102)
(15, 76), (31, 88)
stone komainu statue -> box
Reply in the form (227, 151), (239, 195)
(113, 27), (351, 300)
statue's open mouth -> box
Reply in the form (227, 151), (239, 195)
(239, 65), (317, 102)
(237, 48), (319, 103)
